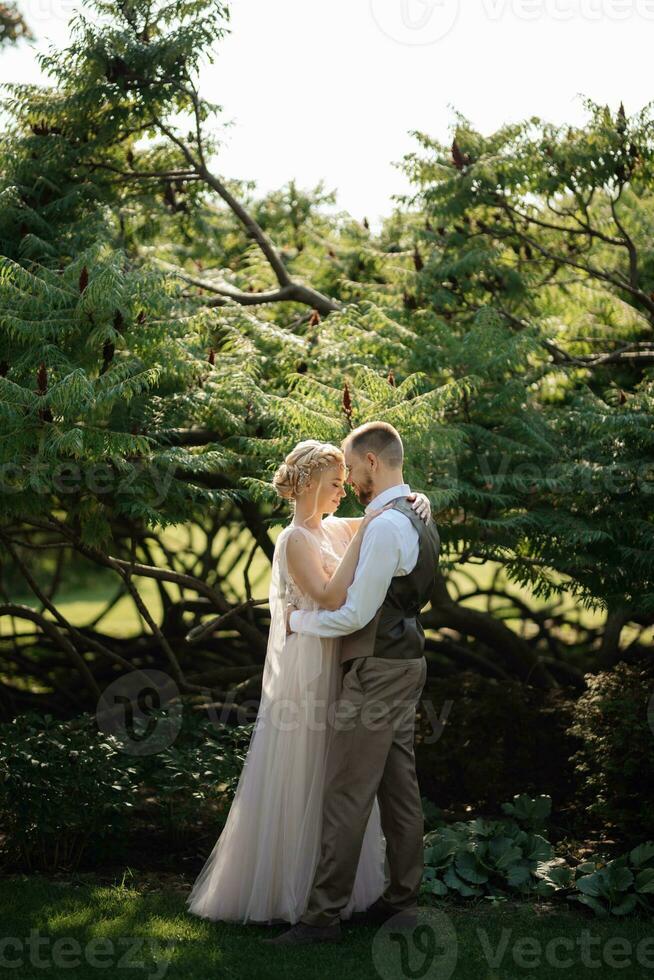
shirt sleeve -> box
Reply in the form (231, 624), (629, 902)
(289, 517), (403, 638)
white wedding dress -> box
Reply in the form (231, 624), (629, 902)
(186, 515), (387, 925)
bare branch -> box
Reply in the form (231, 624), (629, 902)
(609, 184), (639, 289)
(0, 602), (102, 700)
(186, 597), (268, 644)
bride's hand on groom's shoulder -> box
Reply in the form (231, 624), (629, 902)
(408, 491), (432, 524)
(360, 501), (395, 530)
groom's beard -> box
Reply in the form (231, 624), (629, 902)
(353, 475), (375, 506)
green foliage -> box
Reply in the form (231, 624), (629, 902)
(0, 711), (133, 871)
(501, 793), (552, 835)
(132, 708), (253, 841)
(1, 0), (653, 699)
(0, 241), (260, 543)
(0, 0), (269, 547)
(0, 706), (254, 871)
(385, 100), (654, 613)
(421, 793), (654, 917)
(421, 797), (558, 901)
(415, 672), (578, 814)
(569, 843), (654, 917)
(421, 795), (445, 833)
(568, 661), (654, 844)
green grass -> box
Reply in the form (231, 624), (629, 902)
(2, 876), (653, 979)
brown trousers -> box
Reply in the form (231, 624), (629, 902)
(300, 655), (427, 928)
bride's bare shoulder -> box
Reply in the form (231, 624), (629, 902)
(283, 525), (320, 555)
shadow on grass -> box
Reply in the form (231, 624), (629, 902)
(2, 876), (653, 980)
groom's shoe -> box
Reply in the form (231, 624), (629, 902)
(348, 898), (419, 929)
(262, 921), (342, 945)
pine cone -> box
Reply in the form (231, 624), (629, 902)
(452, 138), (470, 170)
(36, 362), (47, 395)
(617, 101), (627, 136)
(342, 382), (353, 427)
(102, 340), (115, 371)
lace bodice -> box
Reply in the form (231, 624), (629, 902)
(280, 516), (351, 611)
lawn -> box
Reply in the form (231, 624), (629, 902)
(3, 876), (653, 980)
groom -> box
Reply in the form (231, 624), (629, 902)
(266, 421), (440, 945)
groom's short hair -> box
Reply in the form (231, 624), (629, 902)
(342, 421), (404, 468)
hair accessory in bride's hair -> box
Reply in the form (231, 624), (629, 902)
(272, 440), (344, 502)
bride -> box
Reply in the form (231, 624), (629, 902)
(185, 439), (431, 925)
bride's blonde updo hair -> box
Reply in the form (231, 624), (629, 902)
(272, 440), (344, 502)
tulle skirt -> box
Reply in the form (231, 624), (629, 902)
(185, 631), (387, 925)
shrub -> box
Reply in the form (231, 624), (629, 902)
(567, 661), (654, 844)
(501, 793), (552, 834)
(416, 672), (579, 820)
(134, 709), (253, 842)
(0, 704), (254, 871)
(0, 712), (133, 872)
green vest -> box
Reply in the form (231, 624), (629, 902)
(340, 497), (441, 665)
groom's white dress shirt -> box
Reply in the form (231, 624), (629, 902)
(288, 483), (419, 638)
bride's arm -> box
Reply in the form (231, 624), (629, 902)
(286, 508), (389, 611)
(337, 491), (432, 537)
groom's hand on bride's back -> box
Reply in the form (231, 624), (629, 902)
(285, 603), (297, 635)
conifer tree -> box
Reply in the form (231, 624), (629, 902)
(251, 102), (654, 683)
(0, 0), (335, 714)
(1, 0), (651, 715)
(299, 101), (654, 676)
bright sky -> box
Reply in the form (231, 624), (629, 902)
(3, 0), (652, 228)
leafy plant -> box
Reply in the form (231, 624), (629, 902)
(421, 793), (654, 918)
(421, 796), (558, 901)
(569, 842), (654, 917)
(0, 712), (134, 871)
(421, 796), (445, 833)
(136, 710), (253, 841)
(501, 793), (552, 834)
(415, 673), (578, 814)
(0, 704), (255, 870)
